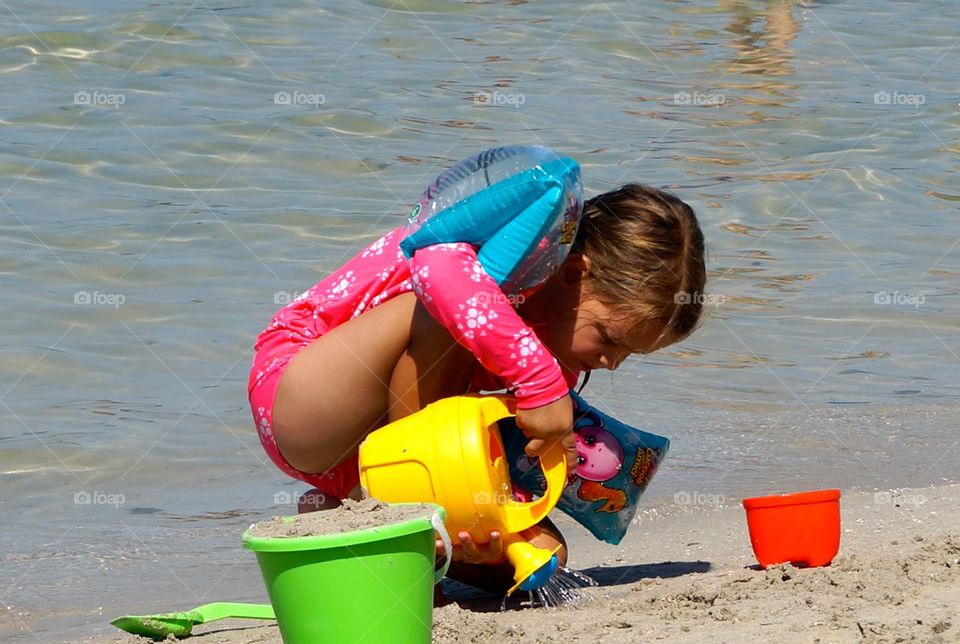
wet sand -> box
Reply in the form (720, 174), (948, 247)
(84, 484), (959, 643)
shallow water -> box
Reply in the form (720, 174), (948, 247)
(1, 1), (958, 640)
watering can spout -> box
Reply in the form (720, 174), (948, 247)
(503, 535), (562, 595)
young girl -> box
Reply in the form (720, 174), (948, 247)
(248, 177), (706, 594)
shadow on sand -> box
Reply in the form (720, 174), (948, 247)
(444, 559), (712, 612)
(580, 559), (712, 586)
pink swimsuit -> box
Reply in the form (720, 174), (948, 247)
(248, 226), (579, 499)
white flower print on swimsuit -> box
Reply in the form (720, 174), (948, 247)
(324, 270), (355, 303)
(360, 234), (390, 259)
(509, 332), (541, 370)
(453, 295), (498, 340)
(410, 265), (432, 303)
(256, 406), (273, 440)
(467, 259), (485, 283)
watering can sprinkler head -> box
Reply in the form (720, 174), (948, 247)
(505, 537), (562, 594)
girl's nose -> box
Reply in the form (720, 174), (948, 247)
(598, 350), (623, 371)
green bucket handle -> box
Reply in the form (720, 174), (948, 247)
(432, 510), (452, 582)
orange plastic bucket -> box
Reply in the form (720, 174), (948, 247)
(742, 489), (841, 568)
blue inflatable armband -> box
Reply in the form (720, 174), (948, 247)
(500, 391), (670, 545)
(399, 145), (583, 295)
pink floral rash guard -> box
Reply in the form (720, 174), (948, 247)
(248, 226), (579, 497)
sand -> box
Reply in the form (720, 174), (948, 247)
(245, 498), (437, 538)
(87, 484), (959, 643)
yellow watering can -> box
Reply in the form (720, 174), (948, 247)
(358, 395), (567, 594)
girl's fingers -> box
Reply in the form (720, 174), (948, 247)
(463, 531), (506, 563)
(524, 438), (545, 458)
(489, 531), (504, 561)
(458, 531), (479, 561)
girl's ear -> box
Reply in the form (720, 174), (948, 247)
(560, 253), (592, 287)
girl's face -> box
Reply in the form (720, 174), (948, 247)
(522, 255), (676, 375)
(546, 295), (674, 374)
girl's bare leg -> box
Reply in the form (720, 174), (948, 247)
(273, 293), (475, 484)
(386, 300), (476, 420)
(272, 293), (420, 477)
(288, 295), (476, 510)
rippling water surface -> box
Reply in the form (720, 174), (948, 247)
(1, 1), (958, 640)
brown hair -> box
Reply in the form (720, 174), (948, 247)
(572, 183), (706, 343)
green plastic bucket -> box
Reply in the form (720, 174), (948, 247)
(242, 503), (450, 644)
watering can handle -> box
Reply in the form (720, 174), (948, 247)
(431, 511), (452, 583)
(475, 396), (568, 532)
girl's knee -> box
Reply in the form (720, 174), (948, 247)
(296, 483), (361, 514)
(389, 303), (476, 419)
(525, 517), (568, 567)
(297, 488), (342, 514)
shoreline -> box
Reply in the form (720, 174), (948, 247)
(66, 482), (959, 643)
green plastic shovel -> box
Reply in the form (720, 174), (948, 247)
(111, 601), (275, 639)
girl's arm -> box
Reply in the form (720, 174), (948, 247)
(406, 242), (570, 409)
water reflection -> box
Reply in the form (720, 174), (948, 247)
(718, 0), (801, 79)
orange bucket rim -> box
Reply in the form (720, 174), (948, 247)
(742, 488), (841, 511)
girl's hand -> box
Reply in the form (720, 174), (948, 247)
(436, 531), (505, 564)
(516, 394), (578, 469)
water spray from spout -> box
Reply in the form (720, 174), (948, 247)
(500, 566), (598, 611)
